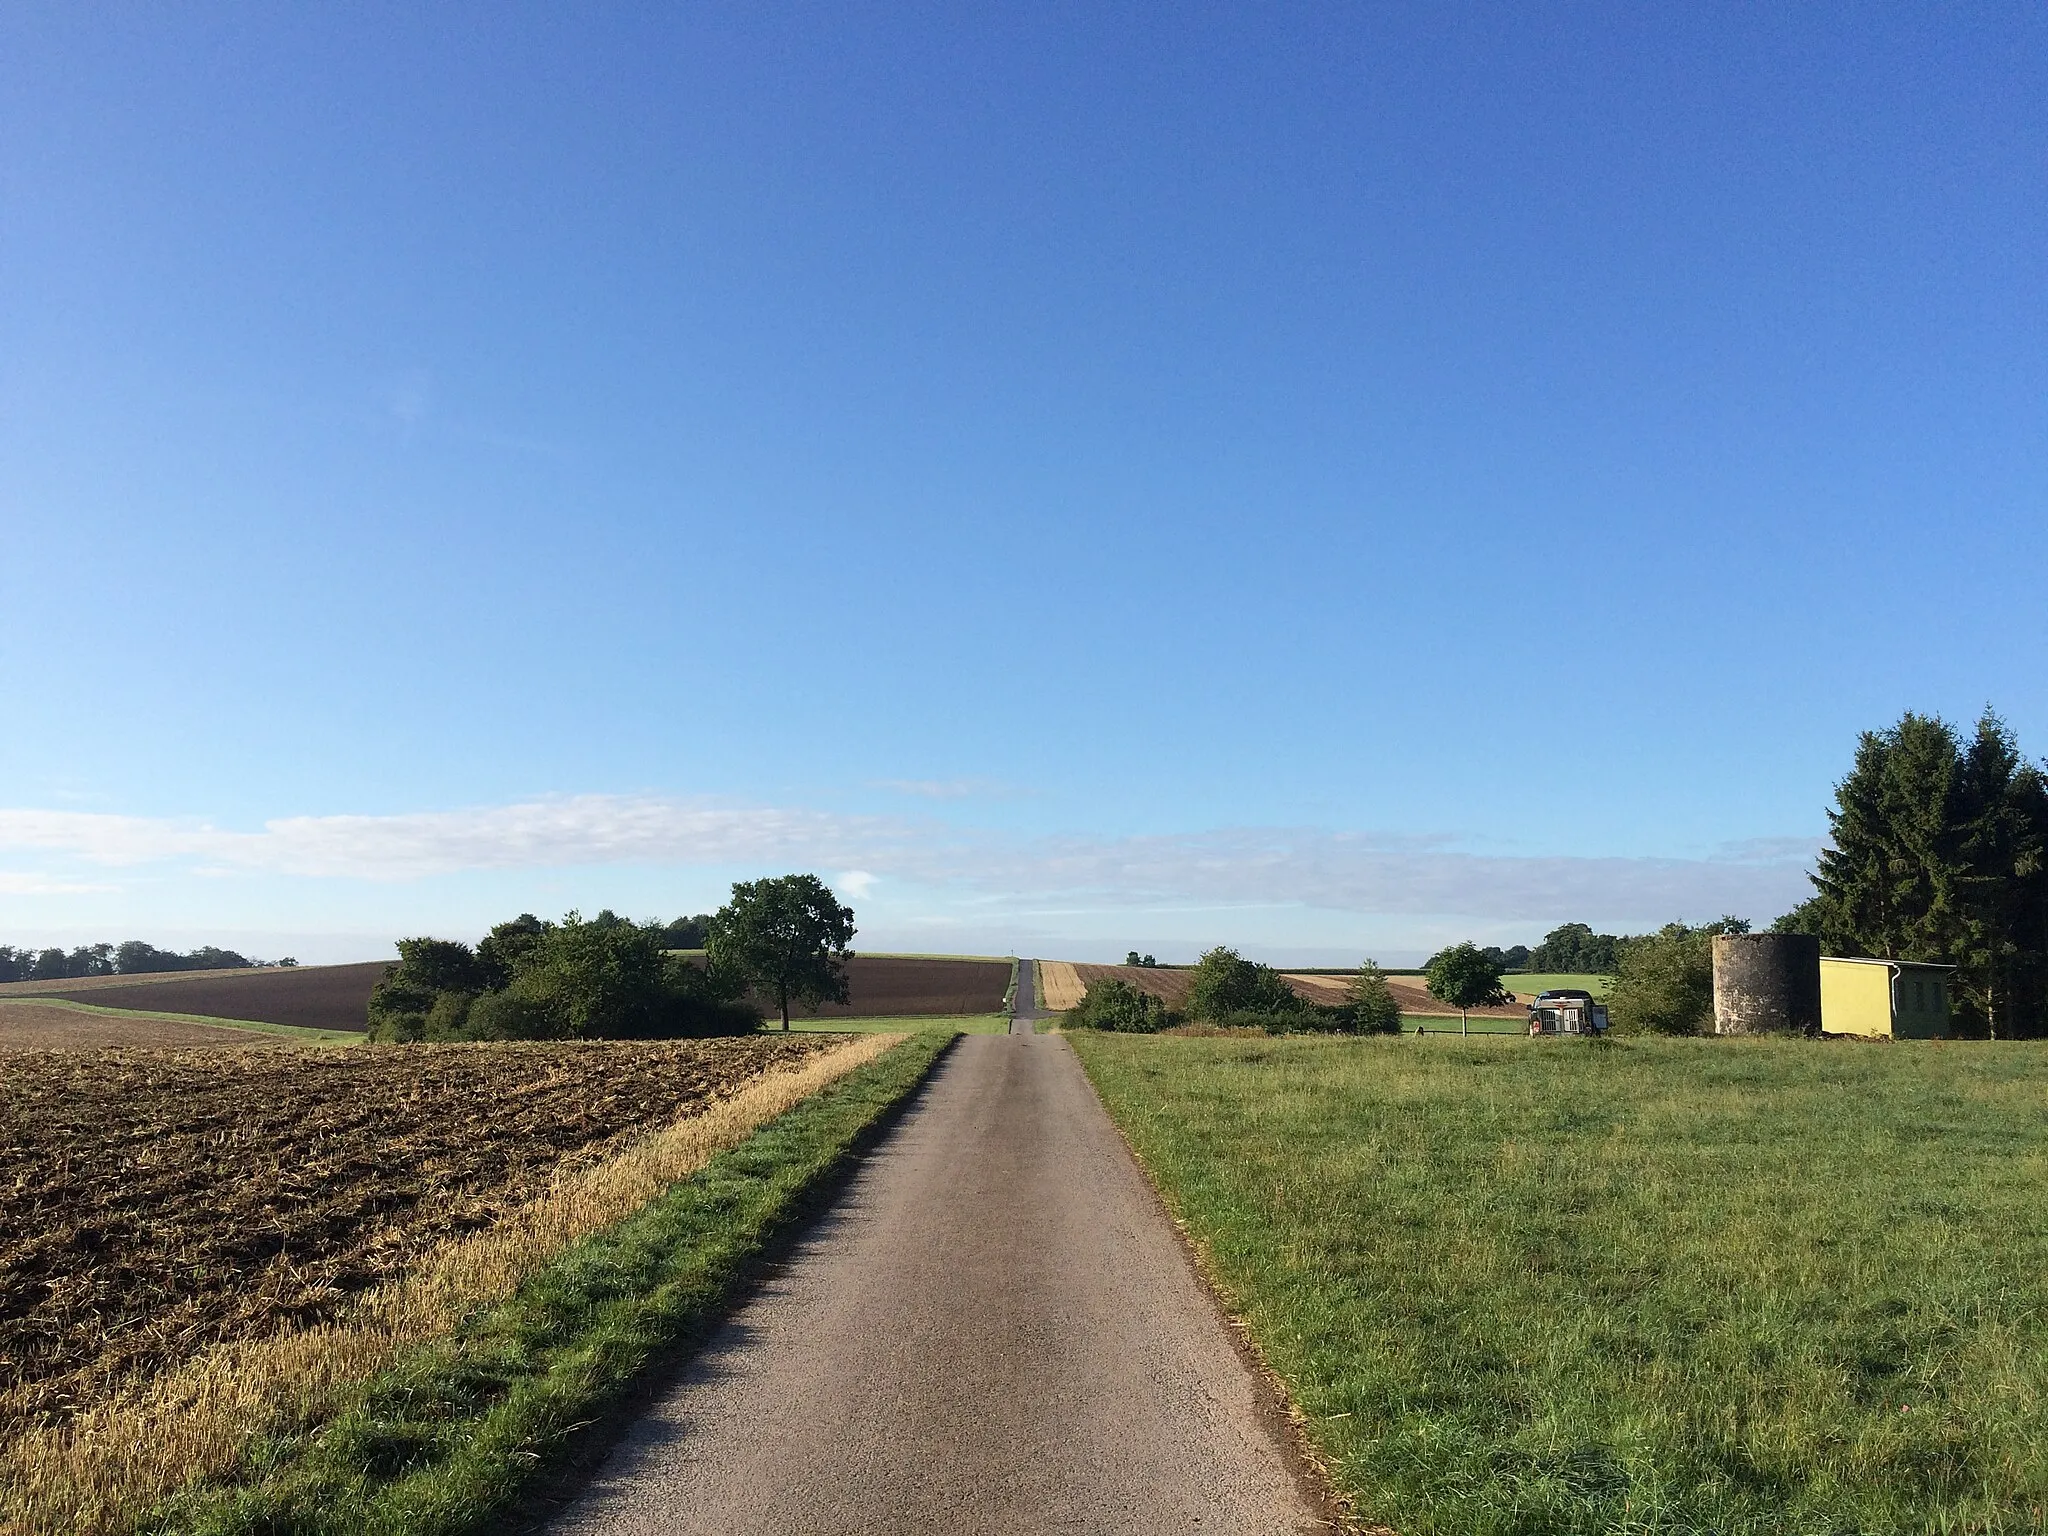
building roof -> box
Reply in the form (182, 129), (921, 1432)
(1821, 955), (1955, 972)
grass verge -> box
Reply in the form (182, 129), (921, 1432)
(0, 996), (360, 1044)
(143, 1028), (952, 1536)
(1070, 1031), (2048, 1535)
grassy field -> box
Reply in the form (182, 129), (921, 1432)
(764, 1012), (1010, 1035)
(1405, 1012), (1531, 1034)
(1070, 1032), (2048, 1535)
(1505, 972), (1612, 997)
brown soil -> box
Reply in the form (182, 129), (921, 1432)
(11, 962), (387, 1033)
(1071, 964), (1526, 1019)
(0, 1036), (832, 1436)
(0, 1006), (275, 1050)
(1072, 963), (1198, 1006)
(776, 956), (1011, 1018)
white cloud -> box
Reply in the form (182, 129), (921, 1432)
(0, 870), (118, 895)
(0, 796), (1821, 929)
(0, 798), (897, 881)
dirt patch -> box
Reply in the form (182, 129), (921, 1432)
(0, 1036), (834, 1438)
(13, 962), (386, 1033)
(777, 956), (1010, 1018)
(0, 1006), (276, 1051)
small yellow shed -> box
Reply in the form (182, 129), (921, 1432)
(1819, 957), (1955, 1039)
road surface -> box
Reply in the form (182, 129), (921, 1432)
(546, 959), (1327, 1535)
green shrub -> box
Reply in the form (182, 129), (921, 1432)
(1607, 922), (1722, 1035)
(1186, 946), (1307, 1021)
(1069, 978), (1178, 1032)
(464, 984), (570, 1041)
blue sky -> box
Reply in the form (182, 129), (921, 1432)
(1, 3), (2042, 964)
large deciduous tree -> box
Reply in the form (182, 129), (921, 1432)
(706, 874), (857, 1030)
(1526, 923), (1621, 975)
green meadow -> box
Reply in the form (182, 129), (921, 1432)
(1070, 1032), (2048, 1535)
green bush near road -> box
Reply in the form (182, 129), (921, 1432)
(1068, 978), (1179, 1032)
(1072, 1031), (2048, 1535)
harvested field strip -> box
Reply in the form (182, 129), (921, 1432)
(0, 997), (358, 1044)
(19, 963), (386, 1034)
(0, 1006), (287, 1051)
(0, 1034), (898, 1536)
(1036, 960), (1086, 1011)
(148, 1030), (952, 1536)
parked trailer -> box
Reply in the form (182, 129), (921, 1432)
(1527, 988), (1608, 1036)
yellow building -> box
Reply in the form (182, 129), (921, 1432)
(1819, 957), (1955, 1039)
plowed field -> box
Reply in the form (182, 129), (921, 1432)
(10, 961), (387, 1033)
(775, 956), (1010, 1017)
(0, 1037), (831, 1437)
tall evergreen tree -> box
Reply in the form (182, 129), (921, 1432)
(1950, 711), (2048, 1038)
(1810, 709), (2048, 1038)
(1812, 713), (1967, 963)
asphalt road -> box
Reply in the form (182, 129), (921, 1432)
(545, 960), (1326, 1535)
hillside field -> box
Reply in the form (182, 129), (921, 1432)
(1072, 1032), (2048, 1534)
(1, 962), (388, 1033)
(762, 955), (1011, 1019)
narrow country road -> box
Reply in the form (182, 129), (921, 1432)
(545, 960), (1326, 1535)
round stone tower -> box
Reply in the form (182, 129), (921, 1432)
(1712, 932), (1822, 1035)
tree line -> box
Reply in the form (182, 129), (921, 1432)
(0, 941), (294, 983)
(367, 875), (856, 1041)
